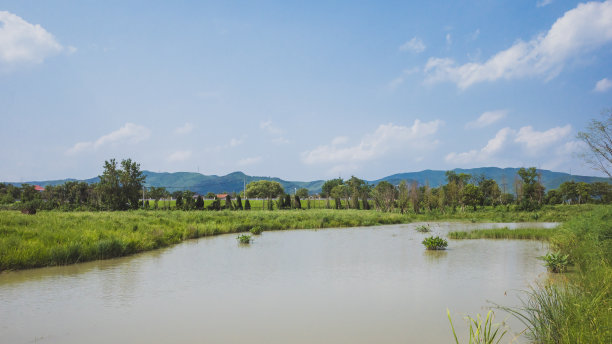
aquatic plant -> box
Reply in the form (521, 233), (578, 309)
(539, 252), (569, 273)
(422, 236), (448, 250)
(415, 224), (431, 233)
(236, 234), (252, 244)
(250, 226), (263, 235)
(447, 309), (507, 344)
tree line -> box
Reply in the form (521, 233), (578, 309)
(1, 161), (610, 213)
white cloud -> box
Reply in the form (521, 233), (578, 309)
(388, 67), (420, 90)
(331, 136), (349, 145)
(271, 137), (290, 145)
(470, 29), (480, 41)
(446, 124), (572, 166)
(66, 123), (151, 155)
(302, 120), (443, 165)
(237, 156), (262, 166)
(260, 120), (283, 135)
(446, 127), (514, 164)
(537, 0), (554, 8)
(446, 33), (452, 46)
(515, 125), (571, 150)
(465, 110), (508, 129)
(399, 37), (426, 53)
(0, 11), (64, 68)
(167, 150), (192, 162)
(425, 0), (612, 89)
(174, 122), (193, 135)
(229, 138), (243, 147)
(594, 77), (612, 92)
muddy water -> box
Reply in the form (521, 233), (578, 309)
(0, 223), (554, 343)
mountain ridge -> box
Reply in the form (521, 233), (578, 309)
(5, 167), (609, 195)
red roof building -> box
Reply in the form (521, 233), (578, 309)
(34, 185), (45, 192)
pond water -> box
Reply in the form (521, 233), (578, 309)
(0, 222), (555, 343)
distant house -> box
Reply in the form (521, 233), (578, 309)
(34, 185), (45, 192)
(216, 194), (228, 199)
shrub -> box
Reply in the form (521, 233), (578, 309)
(422, 236), (448, 250)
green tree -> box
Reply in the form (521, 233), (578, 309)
(246, 180), (284, 210)
(244, 199), (251, 210)
(175, 194), (184, 208)
(516, 167), (544, 211)
(205, 192), (216, 199)
(397, 181), (410, 214)
(235, 195), (243, 210)
(461, 184), (482, 211)
(99, 158), (145, 210)
(195, 195), (204, 210)
(296, 188), (309, 199)
(373, 181), (396, 212)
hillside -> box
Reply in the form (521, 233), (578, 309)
(6, 167), (609, 195)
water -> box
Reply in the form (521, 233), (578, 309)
(0, 222), (554, 343)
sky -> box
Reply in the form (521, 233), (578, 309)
(1, 0), (611, 182)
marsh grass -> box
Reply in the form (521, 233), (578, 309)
(415, 224), (431, 233)
(236, 234), (251, 244)
(0, 209), (412, 270)
(447, 309), (508, 344)
(422, 236), (448, 250)
(500, 206), (612, 343)
(448, 227), (556, 240)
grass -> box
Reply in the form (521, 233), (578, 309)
(0, 204), (604, 271)
(447, 309), (507, 344)
(448, 227), (557, 240)
(0, 209), (413, 271)
(500, 205), (612, 343)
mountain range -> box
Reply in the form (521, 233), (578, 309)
(6, 167), (610, 195)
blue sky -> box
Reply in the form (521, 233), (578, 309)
(1, 0), (611, 182)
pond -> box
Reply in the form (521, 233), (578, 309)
(0, 222), (555, 343)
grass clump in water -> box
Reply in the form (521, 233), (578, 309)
(448, 227), (556, 240)
(415, 224), (431, 233)
(236, 234), (252, 244)
(447, 309), (507, 344)
(422, 236), (448, 250)
(249, 226), (263, 235)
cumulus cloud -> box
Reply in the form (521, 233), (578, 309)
(167, 150), (192, 162)
(515, 125), (571, 150)
(594, 78), (612, 92)
(465, 110), (508, 129)
(425, 1), (612, 89)
(302, 120), (443, 165)
(399, 37), (426, 53)
(237, 156), (262, 166)
(174, 122), (193, 135)
(446, 128), (514, 164)
(0, 11), (65, 68)
(446, 124), (572, 165)
(67, 123), (151, 155)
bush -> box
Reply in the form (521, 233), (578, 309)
(422, 236), (448, 250)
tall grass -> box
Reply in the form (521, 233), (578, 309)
(0, 209), (410, 270)
(448, 227), (556, 240)
(501, 205), (612, 343)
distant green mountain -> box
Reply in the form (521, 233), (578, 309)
(7, 167), (609, 195)
(374, 167), (610, 193)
